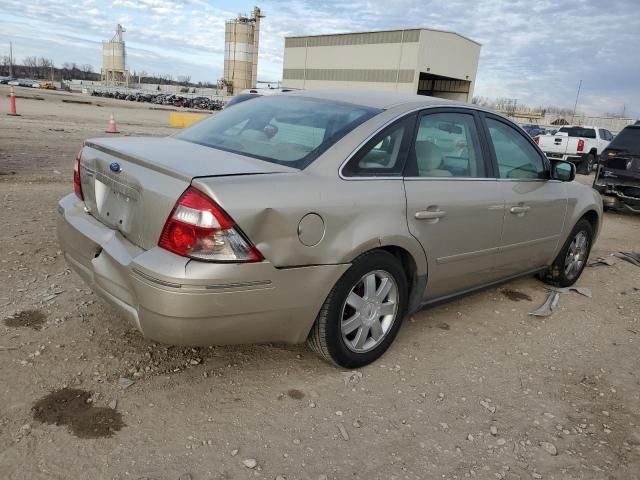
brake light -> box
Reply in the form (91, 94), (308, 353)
(159, 186), (263, 262)
(534, 136), (540, 144)
(577, 139), (585, 152)
(74, 149), (83, 200)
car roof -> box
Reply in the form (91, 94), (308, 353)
(282, 89), (461, 110)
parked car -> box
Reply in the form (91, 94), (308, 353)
(521, 124), (546, 137)
(593, 124), (640, 213)
(56, 91), (602, 367)
(537, 125), (613, 174)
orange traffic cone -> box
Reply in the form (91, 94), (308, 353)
(7, 86), (20, 116)
(105, 113), (119, 133)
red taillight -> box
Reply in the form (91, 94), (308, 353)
(534, 135), (540, 144)
(74, 149), (83, 200)
(159, 186), (263, 262)
(577, 139), (585, 152)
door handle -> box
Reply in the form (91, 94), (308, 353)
(415, 210), (446, 220)
(509, 205), (531, 214)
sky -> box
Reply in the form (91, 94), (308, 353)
(0, 0), (638, 118)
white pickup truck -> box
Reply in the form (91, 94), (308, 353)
(537, 126), (614, 174)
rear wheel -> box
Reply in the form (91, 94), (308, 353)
(307, 250), (408, 368)
(540, 219), (593, 287)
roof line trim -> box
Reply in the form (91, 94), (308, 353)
(285, 27), (481, 46)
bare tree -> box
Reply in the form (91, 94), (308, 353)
(37, 57), (53, 79)
(23, 56), (38, 77)
(177, 75), (191, 85)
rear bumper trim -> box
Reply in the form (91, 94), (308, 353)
(131, 268), (182, 288)
(131, 267), (273, 290)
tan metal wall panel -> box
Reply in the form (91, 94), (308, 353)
(286, 29), (420, 48)
(283, 68), (415, 83)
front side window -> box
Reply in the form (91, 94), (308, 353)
(408, 112), (486, 178)
(486, 118), (545, 179)
(177, 96), (380, 169)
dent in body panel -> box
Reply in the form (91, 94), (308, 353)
(192, 175), (428, 275)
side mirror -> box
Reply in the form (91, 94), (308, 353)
(550, 159), (575, 182)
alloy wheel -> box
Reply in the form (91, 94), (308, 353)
(564, 230), (589, 278)
(340, 270), (399, 353)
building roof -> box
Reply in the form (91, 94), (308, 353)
(284, 89), (461, 110)
(285, 27), (481, 47)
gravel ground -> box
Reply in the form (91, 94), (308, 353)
(1, 87), (639, 480)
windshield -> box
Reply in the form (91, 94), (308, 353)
(177, 96), (380, 169)
(558, 127), (596, 139)
(608, 127), (640, 152)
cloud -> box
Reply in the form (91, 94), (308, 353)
(0, 0), (638, 117)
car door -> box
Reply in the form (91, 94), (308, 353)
(482, 114), (568, 276)
(403, 108), (505, 300)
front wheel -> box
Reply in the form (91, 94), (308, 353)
(540, 219), (593, 287)
(307, 250), (408, 368)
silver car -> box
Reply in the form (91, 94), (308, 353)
(57, 91), (602, 367)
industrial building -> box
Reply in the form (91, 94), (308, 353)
(223, 6), (263, 95)
(101, 24), (130, 86)
(282, 28), (481, 102)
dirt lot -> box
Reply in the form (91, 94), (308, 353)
(1, 86), (639, 480)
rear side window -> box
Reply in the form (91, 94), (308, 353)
(177, 96), (380, 169)
(486, 118), (545, 179)
(342, 116), (414, 177)
(558, 127), (596, 139)
(608, 126), (640, 152)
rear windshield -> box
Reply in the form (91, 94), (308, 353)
(177, 96), (380, 169)
(224, 93), (260, 108)
(558, 127), (596, 139)
(608, 126), (640, 152)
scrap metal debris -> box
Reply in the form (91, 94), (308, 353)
(615, 251), (640, 267)
(588, 257), (616, 267)
(529, 291), (560, 317)
(546, 286), (593, 298)
(117, 377), (135, 389)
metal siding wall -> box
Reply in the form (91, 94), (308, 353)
(286, 29), (420, 48)
(283, 68), (414, 83)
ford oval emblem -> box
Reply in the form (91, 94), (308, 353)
(110, 162), (122, 173)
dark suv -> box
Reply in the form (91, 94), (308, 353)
(593, 125), (640, 213)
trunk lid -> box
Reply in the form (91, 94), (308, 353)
(79, 136), (295, 250)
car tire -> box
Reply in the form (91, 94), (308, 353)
(578, 153), (595, 175)
(307, 250), (408, 368)
(540, 219), (593, 287)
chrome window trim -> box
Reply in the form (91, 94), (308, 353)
(403, 177), (496, 181)
(339, 104), (511, 181)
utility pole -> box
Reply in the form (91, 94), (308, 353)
(9, 41), (13, 78)
(571, 80), (582, 124)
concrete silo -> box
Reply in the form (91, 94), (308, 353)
(101, 24), (130, 86)
(223, 6), (263, 95)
